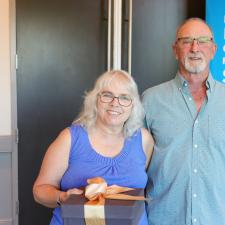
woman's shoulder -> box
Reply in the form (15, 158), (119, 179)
(140, 128), (154, 158)
(140, 127), (151, 138)
(140, 128), (154, 145)
(70, 123), (83, 130)
(53, 124), (84, 147)
(69, 123), (86, 135)
(68, 123), (88, 146)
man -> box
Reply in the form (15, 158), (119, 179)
(143, 18), (225, 225)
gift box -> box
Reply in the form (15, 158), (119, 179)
(61, 188), (145, 225)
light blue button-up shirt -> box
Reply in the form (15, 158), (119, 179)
(142, 73), (225, 225)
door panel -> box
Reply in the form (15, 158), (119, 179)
(17, 1), (106, 224)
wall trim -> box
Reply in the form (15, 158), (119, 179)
(0, 135), (14, 153)
(0, 218), (12, 225)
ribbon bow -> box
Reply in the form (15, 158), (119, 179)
(84, 177), (145, 225)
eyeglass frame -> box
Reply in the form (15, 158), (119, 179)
(176, 36), (214, 47)
(98, 91), (133, 107)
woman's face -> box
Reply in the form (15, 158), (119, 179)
(96, 79), (133, 130)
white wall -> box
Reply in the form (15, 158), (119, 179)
(0, 0), (11, 135)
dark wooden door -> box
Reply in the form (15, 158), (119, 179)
(16, 1), (107, 224)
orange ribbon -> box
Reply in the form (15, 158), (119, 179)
(83, 177), (145, 225)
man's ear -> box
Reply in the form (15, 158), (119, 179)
(210, 43), (217, 59)
(172, 43), (178, 60)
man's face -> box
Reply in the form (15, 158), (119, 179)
(173, 20), (217, 75)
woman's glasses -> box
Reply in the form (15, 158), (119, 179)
(98, 92), (132, 107)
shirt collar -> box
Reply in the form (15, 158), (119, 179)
(174, 72), (189, 94)
(205, 72), (216, 93)
(174, 72), (216, 93)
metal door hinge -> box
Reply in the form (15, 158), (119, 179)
(15, 54), (18, 70)
(16, 200), (19, 215)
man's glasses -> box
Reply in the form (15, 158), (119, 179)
(176, 36), (213, 47)
(98, 91), (132, 107)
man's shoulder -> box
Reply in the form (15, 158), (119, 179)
(142, 79), (175, 98)
(215, 80), (225, 90)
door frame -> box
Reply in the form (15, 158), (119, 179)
(8, 0), (18, 224)
(11, 0), (18, 223)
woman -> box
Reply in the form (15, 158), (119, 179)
(33, 70), (154, 225)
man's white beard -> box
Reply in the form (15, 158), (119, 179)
(184, 53), (207, 74)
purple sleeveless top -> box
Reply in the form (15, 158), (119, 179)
(50, 124), (148, 225)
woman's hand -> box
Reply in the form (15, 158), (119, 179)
(59, 188), (83, 204)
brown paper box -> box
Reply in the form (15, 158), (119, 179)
(61, 189), (145, 225)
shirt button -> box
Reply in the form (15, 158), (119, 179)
(195, 120), (198, 124)
(189, 97), (192, 101)
(194, 144), (198, 148)
(184, 82), (188, 87)
(194, 169), (198, 173)
(193, 193), (197, 198)
(193, 218), (197, 223)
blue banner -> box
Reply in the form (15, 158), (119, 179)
(206, 0), (225, 83)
